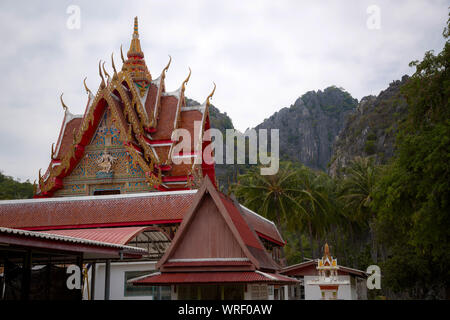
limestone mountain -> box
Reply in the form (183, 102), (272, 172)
(255, 86), (358, 170)
(328, 76), (409, 176)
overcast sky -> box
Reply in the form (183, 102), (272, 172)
(0, 0), (447, 182)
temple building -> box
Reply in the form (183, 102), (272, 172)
(36, 16), (215, 198)
(0, 17), (295, 300)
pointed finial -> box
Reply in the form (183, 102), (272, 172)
(99, 60), (106, 88)
(38, 169), (42, 183)
(111, 53), (118, 79)
(102, 61), (111, 82)
(120, 44), (125, 63)
(324, 243), (330, 257)
(206, 82), (216, 106)
(60, 93), (68, 112)
(127, 17), (144, 59)
(181, 67), (191, 92)
(133, 16), (139, 38)
(83, 77), (92, 95)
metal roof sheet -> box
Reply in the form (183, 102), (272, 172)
(0, 226), (147, 254)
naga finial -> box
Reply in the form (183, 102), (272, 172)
(181, 67), (192, 92)
(99, 60), (106, 88)
(120, 44), (125, 63)
(38, 169), (42, 183)
(83, 77), (92, 95)
(161, 55), (172, 79)
(60, 93), (68, 112)
(51, 143), (56, 160)
(111, 53), (118, 79)
(206, 82), (216, 106)
(102, 61), (111, 82)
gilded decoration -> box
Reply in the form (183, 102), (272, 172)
(36, 17), (212, 197)
(54, 109), (153, 196)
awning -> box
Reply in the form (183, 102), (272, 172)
(131, 271), (299, 286)
(43, 226), (155, 245)
(43, 226), (171, 259)
(0, 227), (147, 260)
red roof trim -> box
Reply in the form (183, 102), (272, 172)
(133, 271), (298, 285)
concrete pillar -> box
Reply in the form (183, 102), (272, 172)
(90, 262), (96, 300)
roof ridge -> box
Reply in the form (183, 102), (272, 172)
(0, 189), (198, 205)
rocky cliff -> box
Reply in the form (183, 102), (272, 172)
(255, 86), (358, 170)
(328, 76), (409, 176)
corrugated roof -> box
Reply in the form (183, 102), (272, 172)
(0, 227), (147, 254)
(42, 226), (153, 246)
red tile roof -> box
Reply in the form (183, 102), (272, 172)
(239, 205), (285, 245)
(0, 191), (284, 248)
(132, 271), (298, 285)
(219, 194), (279, 271)
(0, 191), (196, 230)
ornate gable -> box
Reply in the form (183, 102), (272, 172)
(35, 17), (216, 197)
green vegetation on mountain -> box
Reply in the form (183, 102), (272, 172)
(0, 171), (34, 200)
(233, 15), (450, 299)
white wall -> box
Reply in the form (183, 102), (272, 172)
(91, 261), (157, 300)
(304, 275), (353, 300)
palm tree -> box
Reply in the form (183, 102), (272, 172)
(338, 156), (379, 261)
(291, 167), (334, 258)
(233, 162), (304, 235)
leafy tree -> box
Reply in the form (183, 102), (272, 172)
(372, 14), (450, 299)
(0, 171), (34, 200)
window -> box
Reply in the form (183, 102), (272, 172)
(124, 271), (170, 299)
(177, 285), (244, 300)
(93, 189), (120, 196)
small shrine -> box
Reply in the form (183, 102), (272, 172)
(307, 243), (349, 300)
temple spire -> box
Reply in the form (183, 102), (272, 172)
(124, 16), (151, 83)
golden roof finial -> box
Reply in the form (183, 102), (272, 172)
(83, 77), (92, 95)
(60, 93), (68, 112)
(133, 16), (139, 38)
(127, 16), (144, 59)
(102, 61), (111, 83)
(181, 67), (191, 92)
(111, 53), (118, 79)
(98, 60), (106, 89)
(161, 55), (172, 79)
(120, 44), (125, 63)
(51, 143), (56, 160)
(206, 82), (216, 106)
(324, 242), (330, 258)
